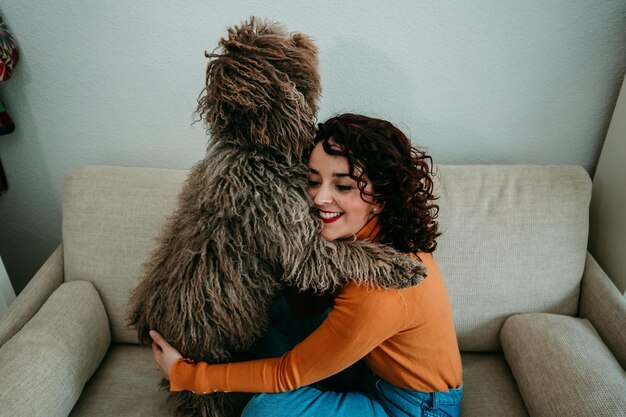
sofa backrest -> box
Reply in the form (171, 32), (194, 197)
(63, 166), (187, 343)
(433, 165), (591, 351)
(62, 164), (591, 349)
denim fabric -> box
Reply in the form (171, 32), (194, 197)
(242, 295), (462, 417)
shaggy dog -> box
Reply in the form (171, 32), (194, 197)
(127, 17), (426, 417)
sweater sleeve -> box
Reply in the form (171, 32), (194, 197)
(169, 283), (406, 393)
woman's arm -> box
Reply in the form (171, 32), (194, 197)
(153, 283), (406, 394)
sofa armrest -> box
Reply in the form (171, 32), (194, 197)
(0, 281), (110, 417)
(579, 252), (626, 369)
(501, 313), (626, 417)
(0, 245), (64, 347)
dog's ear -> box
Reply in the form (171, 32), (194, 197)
(196, 17), (320, 161)
(280, 31), (321, 117)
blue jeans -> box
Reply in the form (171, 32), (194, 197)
(242, 296), (463, 417)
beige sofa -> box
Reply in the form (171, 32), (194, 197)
(0, 165), (624, 417)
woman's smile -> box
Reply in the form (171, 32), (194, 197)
(317, 209), (344, 223)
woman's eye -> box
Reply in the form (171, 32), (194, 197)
(307, 180), (320, 187)
(336, 185), (353, 191)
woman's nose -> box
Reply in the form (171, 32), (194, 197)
(313, 184), (333, 206)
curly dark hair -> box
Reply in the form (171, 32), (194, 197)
(311, 113), (440, 253)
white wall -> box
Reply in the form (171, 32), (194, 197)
(589, 77), (626, 294)
(0, 0), (625, 293)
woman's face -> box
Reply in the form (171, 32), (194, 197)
(306, 141), (380, 241)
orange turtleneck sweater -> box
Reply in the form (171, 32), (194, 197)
(169, 216), (462, 393)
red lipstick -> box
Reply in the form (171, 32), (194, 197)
(318, 209), (344, 224)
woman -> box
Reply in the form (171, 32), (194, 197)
(150, 113), (463, 417)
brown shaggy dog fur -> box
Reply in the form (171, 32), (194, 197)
(127, 17), (426, 417)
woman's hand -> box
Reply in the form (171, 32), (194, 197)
(150, 330), (183, 380)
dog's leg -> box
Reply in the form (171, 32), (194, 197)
(282, 237), (427, 293)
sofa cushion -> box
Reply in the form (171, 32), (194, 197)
(460, 353), (529, 417)
(434, 165), (591, 351)
(74, 347), (530, 417)
(501, 313), (626, 417)
(63, 165), (188, 343)
(69, 343), (255, 417)
(0, 281), (110, 417)
(69, 343), (171, 417)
